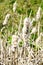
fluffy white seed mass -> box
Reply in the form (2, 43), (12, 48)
(23, 17), (31, 27)
(11, 44), (15, 52)
(3, 14), (10, 25)
(22, 17), (31, 35)
(12, 35), (18, 47)
(22, 17), (31, 46)
(36, 7), (41, 21)
(31, 27), (37, 34)
(11, 35), (18, 52)
(13, 1), (17, 12)
(31, 18), (35, 25)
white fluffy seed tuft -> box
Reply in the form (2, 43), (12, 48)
(36, 7), (41, 21)
(3, 14), (10, 25)
(31, 27), (37, 34)
(13, 2), (17, 12)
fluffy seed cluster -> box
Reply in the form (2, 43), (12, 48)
(36, 7), (41, 21)
(3, 14), (10, 25)
(22, 17), (31, 45)
(13, 2), (17, 12)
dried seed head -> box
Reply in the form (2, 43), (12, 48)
(11, 45), (15, 52)
(3, 14), (10, 25)
(36, 7), (41, 21)
(31, 27), (37, 34)
(5, 14), (10, 19)
(24, 17), (31, 26)
(12, 35), (18, 43)
(13, 1), (17, 12)
(11, 35), (18, 47)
